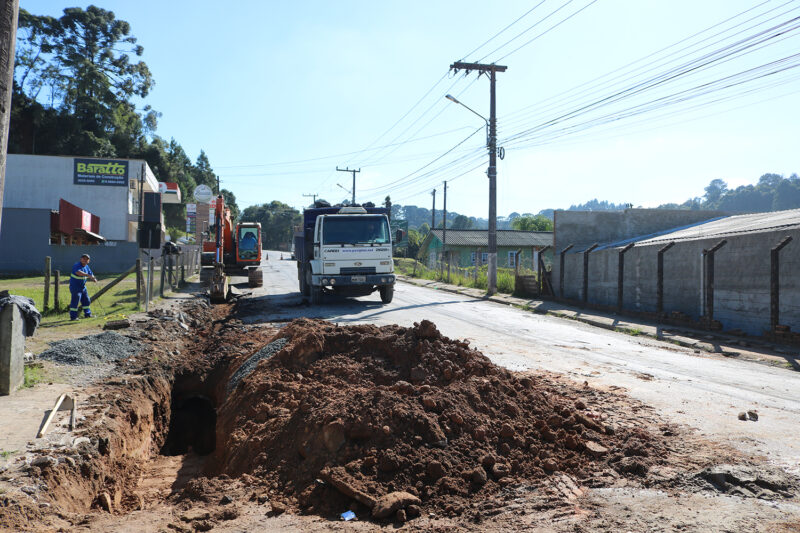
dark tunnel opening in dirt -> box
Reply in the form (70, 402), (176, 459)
(162, 394), (218, 456)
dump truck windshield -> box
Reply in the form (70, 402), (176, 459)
(323, 216), (390, 245)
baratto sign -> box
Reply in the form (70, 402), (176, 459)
(73, 158), (129, 186)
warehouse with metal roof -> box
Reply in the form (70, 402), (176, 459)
(553, 208), (800, 336)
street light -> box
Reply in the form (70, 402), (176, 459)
(445, 93), (498, 293)
(445, 94), (488, 128)
(337, 183), (353, 203)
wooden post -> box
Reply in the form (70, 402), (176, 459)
(160, 257), (166, 297)
(538, 246), (551, 294)
(136, 258), (143, 306)
(43, 257), (51, 311)
(53, 270), (60, 311)
(180, 252), (186, 285)
(770, 236), (793, 330)
(90, 264), (137, 303)
(148, 255), (155, 304)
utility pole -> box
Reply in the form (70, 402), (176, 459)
(431, 189), (436, 229)
(336, 167), (360, 205)
(302, 193), (318, 205)
(442, 181), (448, 281)
(450, 61), (506, 294)
(0, 0), (19, 239)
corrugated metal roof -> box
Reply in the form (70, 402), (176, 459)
(634, 208), (800, 247)
(429, 229), (552, 248)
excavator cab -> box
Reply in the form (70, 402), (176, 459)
(235, 222), (263, 287)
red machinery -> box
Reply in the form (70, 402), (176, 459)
(203, 195), (263, 302)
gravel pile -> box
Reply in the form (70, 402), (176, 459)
(39, 332), (142, 365)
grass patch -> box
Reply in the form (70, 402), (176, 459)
(0, 449), (19, 459)
(394, 258), (519, 294)
(23, 364), (47, 389)
(615, 327), (644, 337)
(0, 272), (140, 326)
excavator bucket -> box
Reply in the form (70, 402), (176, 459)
(210, 262), (228, 303)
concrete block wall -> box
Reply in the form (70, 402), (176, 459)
(554, 209), (727, 251)
(554, 228), (800, 335)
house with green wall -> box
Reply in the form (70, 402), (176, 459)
(419, 229), (553, 270)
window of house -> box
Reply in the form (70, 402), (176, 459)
(508, 251), (516, 267)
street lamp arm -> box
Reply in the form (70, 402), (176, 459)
(445, 94), (488, 125)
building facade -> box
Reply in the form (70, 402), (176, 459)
(0, 154), (160, 273)
(419, 229), (553, 270)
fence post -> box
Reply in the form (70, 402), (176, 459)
(538, 246), (551, 295)
(160, 256), (166, 297)
(136, 258), (142, 307)
(770, 236), (793, 330)
(148, 255), (155, 305)
(656, 242), (675, 314)
(559, 244), (574, 298)
(180, 252), (186, 285)
(43, 257), (51, 311)
(53, 271), (60, 311)
(617, 243), (635, 311)
(582, 244), (599, 303)
(703, 240), (727, 324)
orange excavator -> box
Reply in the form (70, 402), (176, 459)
(202, 195), (263, 302)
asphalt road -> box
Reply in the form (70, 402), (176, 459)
(241, 251), (800, 475)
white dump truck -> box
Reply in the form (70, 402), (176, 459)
(293, 205), (400, 304)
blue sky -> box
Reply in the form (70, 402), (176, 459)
(19, 1), (800, 218)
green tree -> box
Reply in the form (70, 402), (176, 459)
(240, 201), (301, 250)
(221, 189), (240, 222)
(407, 228), (422, 258)
(12, 6), (155, 157)
(703, 179), (728, 205)
(511, 215), (553, 232)
(452, 214), (473, 229)
(193, 150), (218, 190)
(418, 222), (430, 237)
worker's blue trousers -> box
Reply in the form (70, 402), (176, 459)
(69, 287), (92, 320)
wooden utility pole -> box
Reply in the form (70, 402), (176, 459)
(302, 193), (318, 206)
(442, 181), (448, 280)
(449, 61), (506, 294)
(0, 1), (19, 238)
(336, 167), (360, 205)
(431, 189), (436, 229)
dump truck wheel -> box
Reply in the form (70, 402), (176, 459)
(311, 285), (323, 305)
(303, 266), (312, 297)
(379, 285), (394, 304)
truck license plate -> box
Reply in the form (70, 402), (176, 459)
(351, 276), (366, 283)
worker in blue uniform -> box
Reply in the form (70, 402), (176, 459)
(69, 253), (97, 320)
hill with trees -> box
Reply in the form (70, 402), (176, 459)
(534, 173), (800, 218)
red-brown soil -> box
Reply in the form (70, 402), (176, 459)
(212, 318), (672, 521)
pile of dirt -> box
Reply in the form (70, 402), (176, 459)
(38, 331), (142, 365)
(212, 318), (672, 521)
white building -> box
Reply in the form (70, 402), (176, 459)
(0, 154), (162, 272)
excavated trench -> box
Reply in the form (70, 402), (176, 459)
(10, 312), (690, 529)
(5, 304), (799, 531)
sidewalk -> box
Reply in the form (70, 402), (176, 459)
(397, 275), (800, 371)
